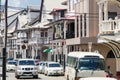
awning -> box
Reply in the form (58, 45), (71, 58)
(43, 48), (52, 53)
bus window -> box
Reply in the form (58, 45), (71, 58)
(67, 56), (78, 67)
(78, 58), (105, 70)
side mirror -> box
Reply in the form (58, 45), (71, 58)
(74, 60), (78, 70)
(15, 63), (17, 66)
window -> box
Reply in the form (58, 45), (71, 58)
(61, 10), (65, 17)
(78, 58), (105, 70)
(107, 50), (115, 58)
(108, 12), (117, 20)
(84, 13), (87, 36)
(67, 56), (78, 67)
(19, 60), (35, 65)
(45, 32), (48, 37)
(41, 32), (44, 37)
(49, 63), (60, 67)
(8, 61), (16, 65)
(80, 15), (82, 37)
(76, 16), (79, 37)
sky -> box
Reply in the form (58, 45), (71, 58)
(1, 0), (41, 9)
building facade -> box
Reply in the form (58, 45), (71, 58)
(1, 0), (120, 78)
(96, 0), (120, 78)
(47, 0), (120, 78)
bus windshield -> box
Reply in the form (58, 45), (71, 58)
(78, 58), (105, 70)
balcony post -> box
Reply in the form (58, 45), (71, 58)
(64, 21), (67, 39)
(104, 1), (108, 20)
(99, 3), (103, 23)
(98, 2), (103, 33)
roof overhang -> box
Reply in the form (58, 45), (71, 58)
(44, 16), (75, 26)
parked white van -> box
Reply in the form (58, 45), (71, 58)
(79, 77), (117, 80)
(65, 51), (107, 80)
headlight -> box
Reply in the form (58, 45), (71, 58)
(17, 67), (22, 70)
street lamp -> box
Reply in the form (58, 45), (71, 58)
(2, 0), (8, 80)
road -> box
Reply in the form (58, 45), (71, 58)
(1, 72), (66, 80)
(0, 67), (66, 80)
(5, 72), (66, 80)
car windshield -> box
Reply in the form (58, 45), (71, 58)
(78, 58), (105, 70)
(19, 60), (35, 65)
(39, 62), (45, 66)
(8, 61), (16, 65)
(49, 63), (60, 67)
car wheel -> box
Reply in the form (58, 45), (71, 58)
(16, 75), (20, 79)
(33, 75), (38, 79)
(47, 72), (49, 76)
(15, 72), (20, 79)
(44, 71), (47, 76)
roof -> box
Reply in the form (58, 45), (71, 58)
(30, 21), (50, 29)
(44, 16), (75, 26)
(50, 8), (67, 14)
(68, 51), (104, 59)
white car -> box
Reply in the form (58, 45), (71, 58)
(15, 59), (38, 79)
(79, 77), (117, 80)
(6, 60), (16, 71)
(38, 61), (46, 73)
(44, 62), (64, 76)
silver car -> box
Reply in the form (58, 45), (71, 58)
(15, 59), (38, 79)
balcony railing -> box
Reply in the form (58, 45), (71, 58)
(16, 37), (28, 44)
(99, 19), (120, 35)
(28, 37), (51, 45)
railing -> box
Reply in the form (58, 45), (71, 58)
(28, 37), (51, 45)
(16, 37), (28, 44)
(99, 19), (120, 35)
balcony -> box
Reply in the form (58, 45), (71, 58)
(99, 19), (120, 33)
(98, 19), (120, 42)
(16, 37), (28, 45)
(28, 37), (51, 45)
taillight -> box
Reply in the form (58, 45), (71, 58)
(116, 72), (120, 79)
(106, 72), (111, 77)
(76, 77), (80, 80)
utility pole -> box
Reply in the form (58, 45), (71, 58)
(2, 0), (8, 80)
(39, 0), (44, 22)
